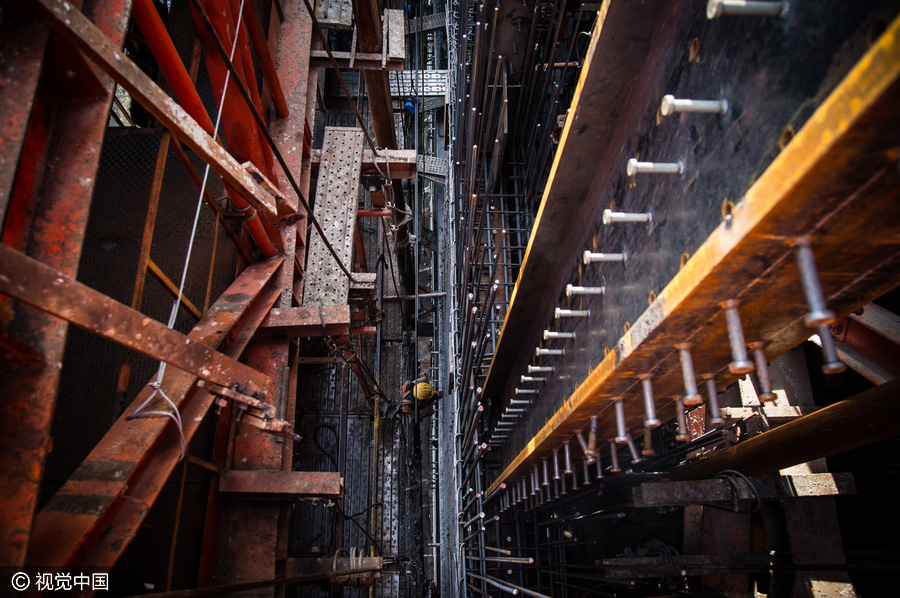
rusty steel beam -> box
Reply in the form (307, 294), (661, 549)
(831, 303), (900, 384)
(486, 13), (900, 496)
(260, 305), (351, 336)
(0, 5), (49, 221)
(673, 379), (900, 480)
(0, 244), (272, 396)
(26, 0), (288, 221)
(208, 0), (314, 587)
(25, 257), (283, 567)
(0, 0), (132, 567)
(219, 470), (344, 498)
(309, 148), (418, 179)
(481, 0), (665, 409)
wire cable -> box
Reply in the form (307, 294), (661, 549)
(129, 0), (249, 461)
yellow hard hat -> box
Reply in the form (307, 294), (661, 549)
(414, 381), (434, 401)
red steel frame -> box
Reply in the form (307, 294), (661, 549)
(0, 0), (376, 585)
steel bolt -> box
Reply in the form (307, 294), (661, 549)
(793, 239), (836, 328)
(642, 427), (656, 456)
(542, 457), (550, 487)
(674, 397), (690, 441)
(544, 330), (576, 340)
(563, 440), (574, 475)
(703, 375), (726, 426)
(552, 448), (561, 480)
(660, 95), (728, 116)
(603, 209), (652, 224)
(707, 0), (789, 19)
(586, 416), (599, 457)
(677, 344), (703, 405)
(555, 308), (590, 319)
(520, 375), (546, 383)
(722, 299), (755, 374)
(640, 375), (661, 428)
(749, 342), (777, 402)
(582, 459), (592, 486)
(608, 439), (621, 473)
(626, 158), (684, 176)
(614, 397), (629, 444)
(566, 284), (607, 297)
(625, 433), (643, 464)
(584, 250), (626, 264)
(816, 325), (847, 375)
(529, 365), (554, 373)
(535, 347), (565, 356)
(515, 388), (538, 394)
(595, 449), (604, 479)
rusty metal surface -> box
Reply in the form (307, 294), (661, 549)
(285, 557), (382, 586)
(832, 303), (900, 384)
(27, 0), (284, 220)
(0, 243), (272, 396)
(0, 0), (132, 567)
(0, 5), (49, 222)
(260, 305), (351, 336)
(302, 127), (364, 306)
(309, 148), (418, 179)
(634, 473), (857, 508)
(24, 258), (282, 567)
(220, 470), (343, 498)
(673, 379), (900, 480)
(487, 7), (900, 496)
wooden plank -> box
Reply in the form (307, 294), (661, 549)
(303, 127), (364, 306)
(309, 50), (404, 71)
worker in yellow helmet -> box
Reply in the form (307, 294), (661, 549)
(399, 376), (442, 422)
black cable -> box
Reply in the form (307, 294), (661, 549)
(714, 469), (762, 514)
(312, 424), (339, 470)
(187, 0), (359, 283)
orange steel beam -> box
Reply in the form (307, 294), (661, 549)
(487, 13), (900, 496)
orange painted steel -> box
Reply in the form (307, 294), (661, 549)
(486, 13), (900, 497)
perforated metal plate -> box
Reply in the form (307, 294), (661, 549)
(302, 127), (364, 306)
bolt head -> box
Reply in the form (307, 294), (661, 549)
(728, 359), (755, 375)
(626, 158), (639, 177)
(683, 393), (703, 406)
(644, 418), (661, 428)
(676, 433), (691, 442)
(660, 94), (676, 116)
(805, 309), (836, 328)
(602, 208), (614, 225)
(822, 360), (847, 375)
(566, 284), (574, 297)
(706, 0), (723, 19)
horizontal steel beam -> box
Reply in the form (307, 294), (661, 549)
(633, 473), (856, 508)
(309, 147), (418, 179)
(0, 243), (272, 396)
(260, 305), (351, 336)
(220, 471), (344, 498)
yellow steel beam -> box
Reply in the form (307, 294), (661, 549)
(487, 13), (900, 496)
